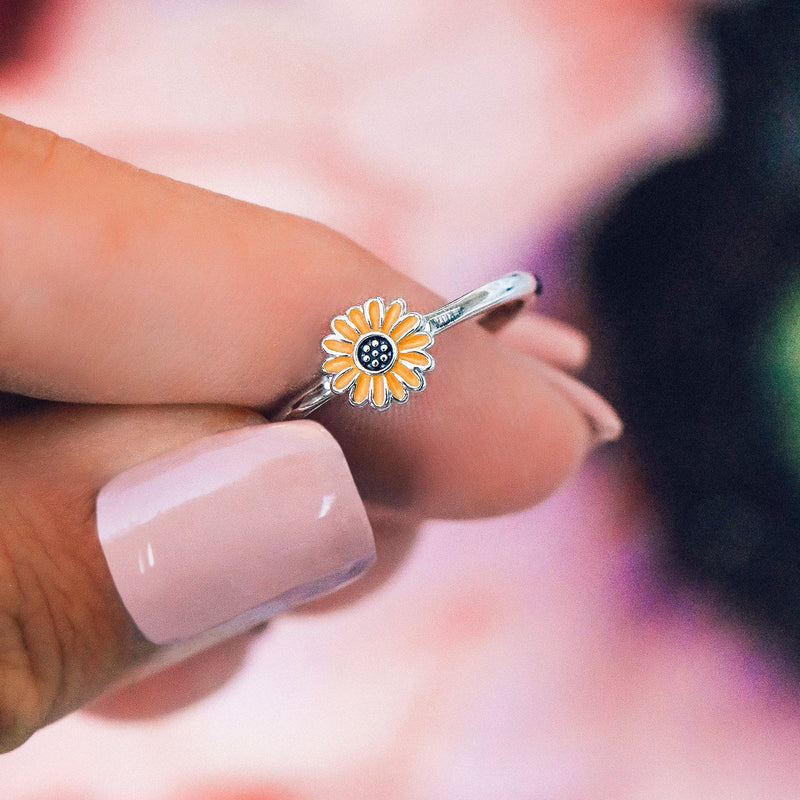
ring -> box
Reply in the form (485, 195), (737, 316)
(273, 271), (540, 420)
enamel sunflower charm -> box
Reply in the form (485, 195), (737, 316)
(273, 272), (538, 421)
(321, 297), (434, 410)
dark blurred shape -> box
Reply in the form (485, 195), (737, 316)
(0, 0), (48, 67)
(586, 0), (800, 656)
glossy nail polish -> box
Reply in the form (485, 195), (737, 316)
(96, 421), (375, 645)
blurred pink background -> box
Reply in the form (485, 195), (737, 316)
(5, 1), (800, 798)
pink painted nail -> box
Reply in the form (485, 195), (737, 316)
(96, 421), (375, 645)
(534, 360), (624, 446)
(496, 313), (590, 371)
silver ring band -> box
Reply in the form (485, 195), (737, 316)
(273, 271), (540, 421)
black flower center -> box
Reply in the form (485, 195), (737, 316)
(356, 332), (396, 374)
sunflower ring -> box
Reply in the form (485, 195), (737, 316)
(273, 271), (540, 420)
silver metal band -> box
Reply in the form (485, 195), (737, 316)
(273, 271), (540, 421)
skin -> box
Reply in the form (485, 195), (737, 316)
(0, 114), (612, 751)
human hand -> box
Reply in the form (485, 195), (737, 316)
(0, 115), (620, 751)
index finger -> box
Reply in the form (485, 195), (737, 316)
(0, 115), (616, 516)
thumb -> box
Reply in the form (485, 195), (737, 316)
(0, 403), (373, 751)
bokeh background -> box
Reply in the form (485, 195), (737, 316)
(4, 1), (800, 797)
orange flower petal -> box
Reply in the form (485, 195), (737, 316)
(333, 366), (359, 391)
(381, 300), (404, 332)
(322, 337), (354, 355)
(333, 318), (360, 342)
(397, 332), (431, 352)
(366, 299), (383, 330)
(323, 355), (354, 373)
(347, 306), (370, 334)
(392, 361), (422, 389)
(385, 371), (406, 400)
(390, 313), (421, 341)
(371, 374), (387, 407)
(352, 371), (371, 404)
(400, 350), (432, 368)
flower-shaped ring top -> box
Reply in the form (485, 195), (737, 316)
(273, 271), (540, 420)
(323, 298), (433, 410)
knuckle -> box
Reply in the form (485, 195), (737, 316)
(0, 612), (46, 752)
(0, 481), (125, 752)
(0, 498), (65, 751)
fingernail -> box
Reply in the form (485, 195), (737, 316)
(96, 421), (375, 645)
(535, 360), (623, 446)
(497, 313), (590, 371)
